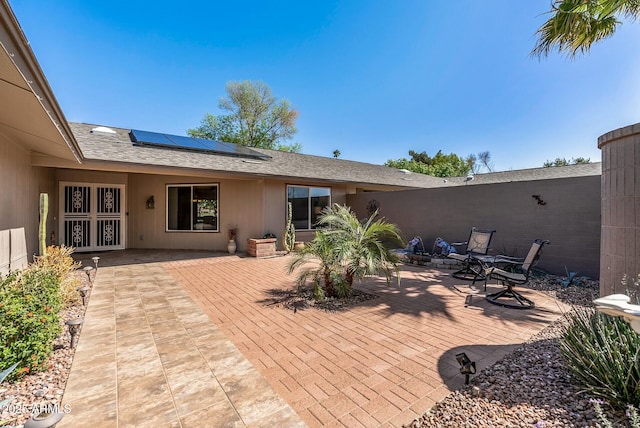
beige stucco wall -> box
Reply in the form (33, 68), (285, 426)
(0, 134), (54, 256)
(127, 173), (263, 251)
(347, 175), (601, 278)
(598, 123), (640, 295)
(46, 169), (356, 252)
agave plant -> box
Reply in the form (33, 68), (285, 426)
(0, 362), (19, 426)
(288, 204), (404, 298)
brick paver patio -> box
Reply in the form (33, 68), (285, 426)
(60, 250), (568, 427)
(164, 253), (569, 427)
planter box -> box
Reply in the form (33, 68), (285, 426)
(247, 238), (277, 258)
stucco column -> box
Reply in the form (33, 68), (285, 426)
(598, 123), (640, 295)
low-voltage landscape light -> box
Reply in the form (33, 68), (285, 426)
(77, 286), (90, 306)
(65, 318), (83, 348)
(82, 266), (95, 284)
(455, 352), (476, 385)
(24, 411), (64, 428)
(92, 256), (100, 270)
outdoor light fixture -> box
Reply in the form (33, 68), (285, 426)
(24, 411), (64, 428)
(594, 294), (640, 333)
(92, 256), (100, 270)
(82, 266), (95, 284)
(146, 195), (155, 209)
(455, 352), (476, 385)
(65, 318), (83, 348)
(77, 286), (90, 306)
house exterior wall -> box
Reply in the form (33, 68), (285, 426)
(263, 179), (349, 247)
(598, 123), (640, 295)
(0, 135), (54, 256)
(45, 169), (356, 253)
(126, 174), (264, 252)
(347, 175), (601, 278)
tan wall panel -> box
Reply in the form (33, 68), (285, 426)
(127, 174), (263, 251)
(347, 176), (601, 278)
(55, 169), (128, 185)
(0, 136), (54, 256)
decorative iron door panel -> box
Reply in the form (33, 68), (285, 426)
(62, 185), (92, 250)
(60, 183), (125, 252)
(95, 186), (122, 248)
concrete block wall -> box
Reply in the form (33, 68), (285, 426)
(347, 175), (601, 278)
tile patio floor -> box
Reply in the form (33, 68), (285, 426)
(60, 250), (569, 427)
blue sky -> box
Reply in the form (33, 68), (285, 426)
(11, 1), (640, 171)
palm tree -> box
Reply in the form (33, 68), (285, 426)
(532, 0), (640, 59)
(288, 204), (404, 298)
(287, 230), (341, 297)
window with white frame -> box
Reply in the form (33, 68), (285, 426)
(166, 184), (218, 232)
(287, 185), (331, 230)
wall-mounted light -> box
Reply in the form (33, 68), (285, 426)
(455, 352), (476, 385)
(146, 195), (155, 209)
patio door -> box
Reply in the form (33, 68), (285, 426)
(59, 182), (125, 251)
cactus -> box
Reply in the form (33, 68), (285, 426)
(39, 193), (48, 256)
(283, 202), (295, 253)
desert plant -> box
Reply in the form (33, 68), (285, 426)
(288, 204), (404, 298)
(0, 267), (62, 381)
(315, 204), (404, 288)
(0, 362), (19, 425)
(34, 245), (81, 307)
(288, 230), (340, 297)
(39, 193), (48, 256)
(283, 202), (295, 253)
(560, 306), (640, 409)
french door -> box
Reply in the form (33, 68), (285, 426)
(59, 182), (125, 251)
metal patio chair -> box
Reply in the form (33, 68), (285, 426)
(448, 227), (496, 281)
(484, 239), (549, 309)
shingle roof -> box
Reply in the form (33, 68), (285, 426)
(69, 122), (601, 188)
(69, 122), (448, 189)
(444, 162), (601, 186)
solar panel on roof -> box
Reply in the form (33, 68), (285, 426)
(165, 134), (209, 150)
(193, 138), (238, 153)
(129, 129), (271, 160)
(130, 129), (177, 147)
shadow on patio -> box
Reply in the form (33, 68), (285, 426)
(62, 250), (569, 427)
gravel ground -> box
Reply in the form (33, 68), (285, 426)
(404, 274), (629, 428)
(0, 270), (92, 428)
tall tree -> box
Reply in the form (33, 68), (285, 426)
(385, 150), (490, 177)
(188, 81), (301, 152)
(532, 0), (640, 58)
(543, 157), (591, 167)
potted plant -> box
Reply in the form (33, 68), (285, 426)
(227, 226), (237, 254)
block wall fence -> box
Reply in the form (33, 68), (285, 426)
(347, 175), (601, 279)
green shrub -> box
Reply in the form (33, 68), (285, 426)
(560, 307), (640, 409)
(0, 267), (62, 381)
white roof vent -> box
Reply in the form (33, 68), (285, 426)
(90, 126), (116, 134)
(399, 169), (411, 174)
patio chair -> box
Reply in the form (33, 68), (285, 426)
(448, 227), (495, 281)
(484, 239), (549, 309)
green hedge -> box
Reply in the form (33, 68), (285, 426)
(0, 267), (62, 381)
